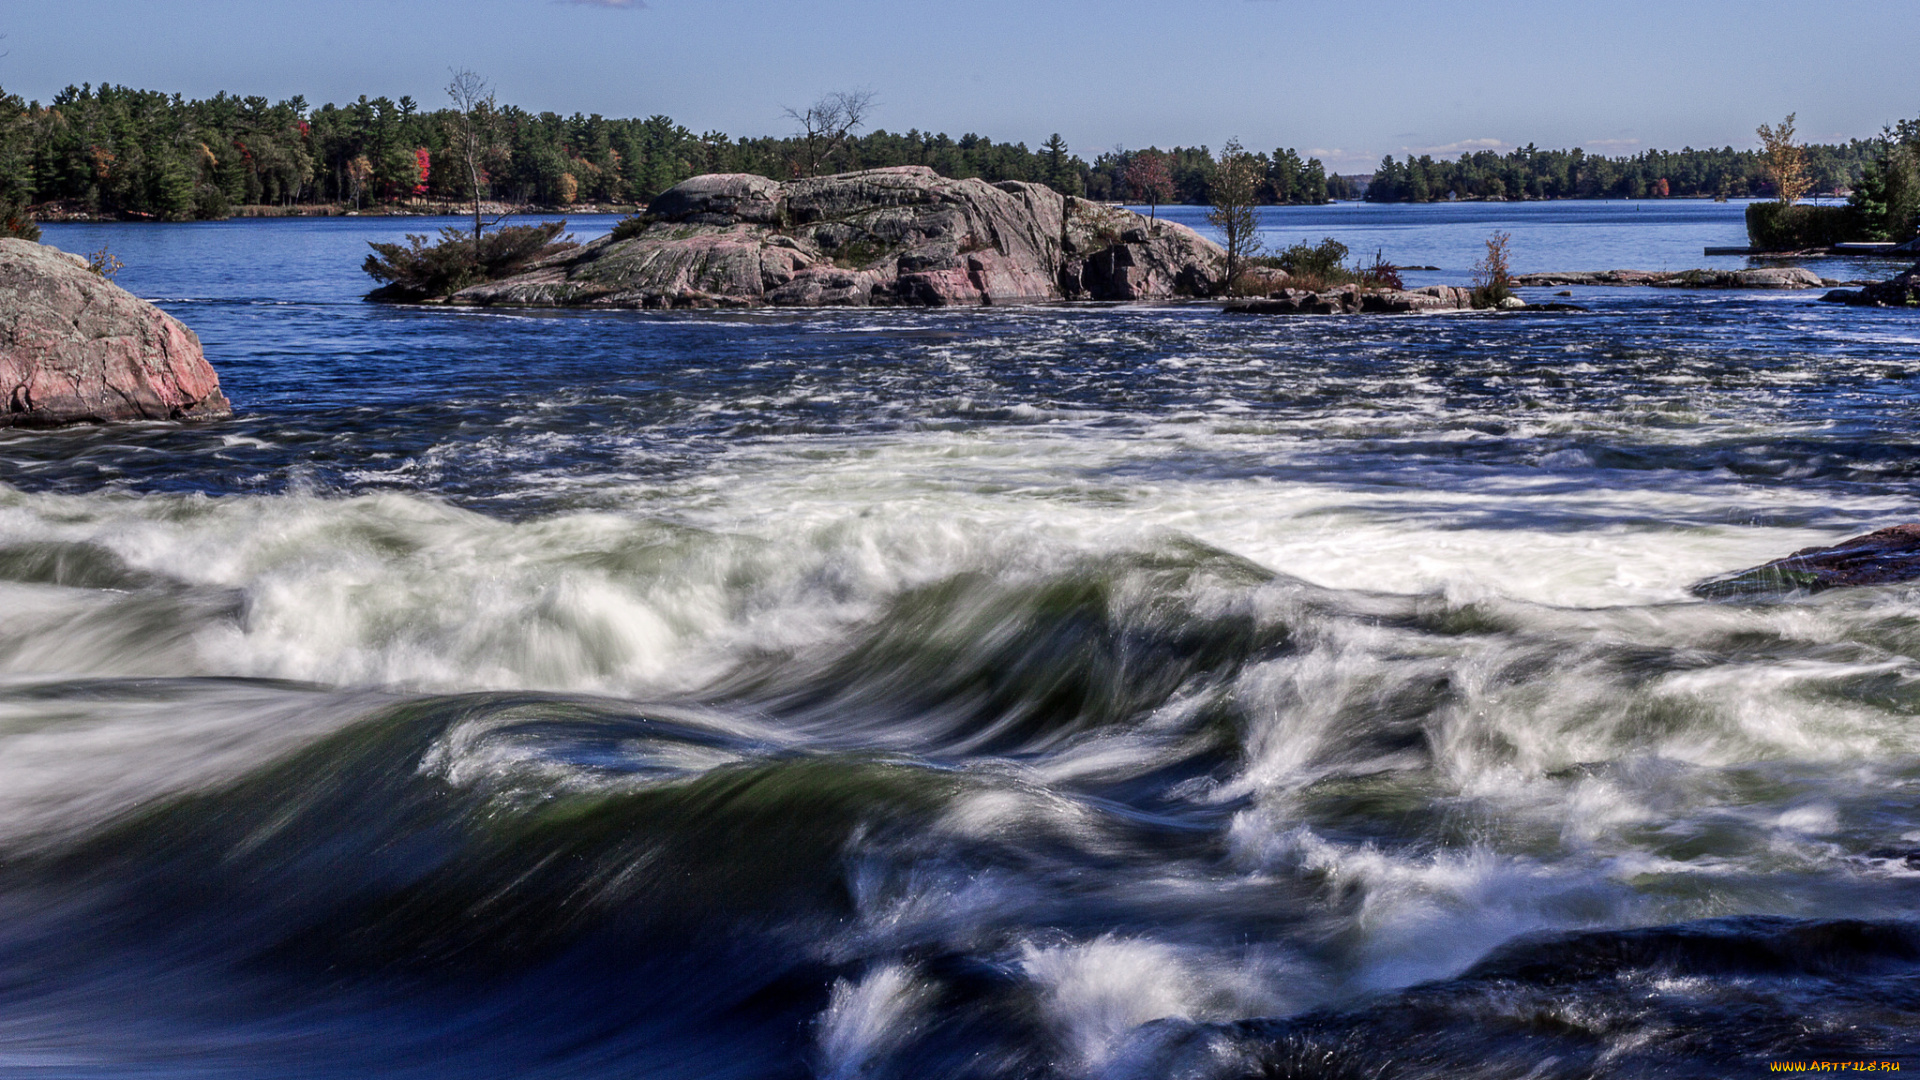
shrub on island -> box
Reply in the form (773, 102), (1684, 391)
(1745, 202), (1868, 251)
(1470, 230), (1516, 309)
(362, 221), (576, 302)
(1244, 238), (1405, 294)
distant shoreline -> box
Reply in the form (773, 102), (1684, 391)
(29, 200), (642, 223)
(28, 192), (1806, 225)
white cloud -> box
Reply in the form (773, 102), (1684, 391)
(1401, 137), (1511, 158)
(1308, 148), (1387, 171)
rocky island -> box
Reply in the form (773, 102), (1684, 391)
(391, 166), (1227, 309)
(1, 238), (230, 427)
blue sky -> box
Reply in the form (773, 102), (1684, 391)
(4, 0), (1915, 170)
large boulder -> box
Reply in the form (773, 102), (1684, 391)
(445, 167), (1225, 309)
(0, 239), (229, 427)
(1056, 200), (1225, 300)
(1691, 524), (1920, 599)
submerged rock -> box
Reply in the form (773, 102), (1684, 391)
(1691, 523), (1920, 599)
(0, 239), (229, 427)
(443, 167), (1225, 309)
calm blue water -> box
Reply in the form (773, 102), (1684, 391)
(1, 206), (1918, 1078)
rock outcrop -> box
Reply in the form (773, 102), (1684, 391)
(1224, 284), (1481, 315)
(1691, 524), (1920, 599)
(1820, 260), (1920, 307)
(1, 239), (229, 427)
(442, 167), (1225, 309)
(1513, 268), (1824, 289)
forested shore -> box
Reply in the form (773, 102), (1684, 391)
(0, 83), (1339, 222)
(1360, 142), (1883, 203)
(0, 81), (1910, 225)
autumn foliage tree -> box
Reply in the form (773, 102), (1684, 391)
(1125, 151), (1173, 233)
(1757, 113), (1809, 206)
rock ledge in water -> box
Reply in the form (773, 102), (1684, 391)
(1223, 284), (1482, 315)
(1820, 260), (1920, 307)
(442, 167), (1226, 309)
(1691, 523), (1920, 599)
(1513, 268), (1823, 289)
(0, 238), (229, 427)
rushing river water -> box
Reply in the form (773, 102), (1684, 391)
(3, 204), (1919, 1078)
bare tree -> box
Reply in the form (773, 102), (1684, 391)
(446, 68), (506, 243)
(783, 89), (875, 177)
(1757, 112), (1809, 207)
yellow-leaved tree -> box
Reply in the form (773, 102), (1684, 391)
(1756, 113), (1809, 207)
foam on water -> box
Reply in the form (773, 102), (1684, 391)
(1020, 936), (1289, 1071)
(815, 964), (936, 1080)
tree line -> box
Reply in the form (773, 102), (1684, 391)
(1361, 140), (1887, 203)
(1, 78), (1912, 227)
(0, 81), (1347, 222)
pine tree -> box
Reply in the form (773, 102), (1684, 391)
(1042, 133), (1070, 192)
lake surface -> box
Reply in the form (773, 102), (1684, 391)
(3, 204), (1919, 1078)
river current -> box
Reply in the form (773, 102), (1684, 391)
(3, 203), (1919, 1077)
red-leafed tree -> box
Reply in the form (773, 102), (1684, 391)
(1125, 150), (1173, 233)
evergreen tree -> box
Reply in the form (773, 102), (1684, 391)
(0, 84), (38, 238)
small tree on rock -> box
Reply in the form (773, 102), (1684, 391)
(1471, 230), (1515, 308)
(1207, 138), (1263, 290)
(1757, 112), (1809, 207)
(1125, 150), (1173, 233)
(446, 69), (507, 244)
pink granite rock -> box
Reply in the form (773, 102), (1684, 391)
(1, 239), (229, 427)
(443, 167), (1225, 309)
